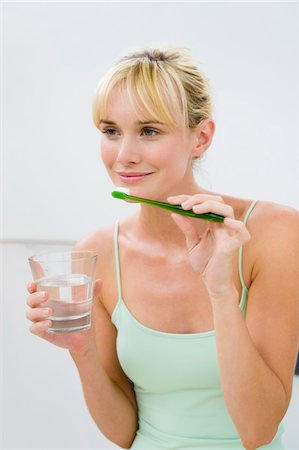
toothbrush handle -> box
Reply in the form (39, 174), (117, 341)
(128, 195), (225, 223)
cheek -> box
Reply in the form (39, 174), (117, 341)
(159, 147), (190, 173)
(100, 145), (116, 169)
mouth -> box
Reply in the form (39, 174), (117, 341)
(117, 172), (154, 183)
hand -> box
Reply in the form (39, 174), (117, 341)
(26, 279), (103, 355)
(168, 194), (250, 299)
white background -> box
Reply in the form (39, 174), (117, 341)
(2, 0), (299, 243)
(1, 1), (298, 449)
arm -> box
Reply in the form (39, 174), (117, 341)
(70, 298), (138, 449)
(69, 235), (138, 449)
(169, 195), (299, 449)
(27, 268), (137, 448)
(211, 208), (299, 449)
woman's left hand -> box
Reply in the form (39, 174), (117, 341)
(168, 194), (251, 300)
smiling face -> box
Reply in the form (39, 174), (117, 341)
(99, 85), (203, 200)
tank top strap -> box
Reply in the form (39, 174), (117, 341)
(114, 220), (123, 300)
(115, 206), (257, 297)
(238, 200), (258, 291)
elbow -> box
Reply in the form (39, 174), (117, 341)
(240, 426), (278, 449)
(118, 443), (130, 449)
(111, 438), (132, 449)
(113, 431), (137, 449)
(118, 436), (136, 449)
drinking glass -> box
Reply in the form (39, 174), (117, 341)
(28, 251), (98, 333)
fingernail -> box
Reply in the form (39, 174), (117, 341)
(40, 292), (47, 299)
(193, 205), (203, 212)
(43, 308), (52, 317)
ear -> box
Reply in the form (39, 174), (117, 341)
(191, 119), (215, 158)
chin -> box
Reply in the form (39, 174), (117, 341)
(128, 186), (164, 201)
(130, 188), (156, 199)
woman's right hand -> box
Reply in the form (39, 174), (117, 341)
(26, 279), (103, 355)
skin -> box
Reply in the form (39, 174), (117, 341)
(26, 85), (299, 449)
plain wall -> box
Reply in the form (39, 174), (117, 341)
(1, 2), (298, 449)
(2, 1), (298, 243)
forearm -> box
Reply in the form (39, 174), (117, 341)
(211, 290), (287, 449)
(70, 348), (137, 449)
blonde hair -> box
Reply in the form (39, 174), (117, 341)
(92, 47), (212, 130)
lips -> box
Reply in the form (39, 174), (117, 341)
(117, 172), (153, 183)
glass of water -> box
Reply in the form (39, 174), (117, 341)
(28, 251), (98, 333)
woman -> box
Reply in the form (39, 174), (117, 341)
(26, 47), (299, 449)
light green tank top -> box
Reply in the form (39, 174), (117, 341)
(111, 200), (284, 449)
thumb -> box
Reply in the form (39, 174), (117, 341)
(171, 213), (200, 252)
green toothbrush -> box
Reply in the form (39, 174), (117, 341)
(111, 188), (225, 223)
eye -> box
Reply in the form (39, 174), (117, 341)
(102, 128), (120, 137)
(141, 127), (159, 137)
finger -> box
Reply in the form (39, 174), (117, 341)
(29, 320), (52, 337)
(171, 213), (200, 252)
(190, 200), (234, 219)
(26, 306), (53, 322)
(182, 195), (224, 209)
(27, 281), (37, 294)
(168, 194), (191, 204)
(224, 218), (251, 243)
(26, 291), (48, 308)
(168, 194), (224, 206)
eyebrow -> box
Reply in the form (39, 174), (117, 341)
(99, 120), (165, 126)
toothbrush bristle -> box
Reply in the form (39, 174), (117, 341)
(114, 187), (130, 194)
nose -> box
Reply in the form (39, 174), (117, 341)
(116, 137), (141, 165)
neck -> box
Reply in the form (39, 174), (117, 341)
(138, 206), (185, 246)
(131, 183), (210, 247)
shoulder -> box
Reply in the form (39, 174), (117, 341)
(223, 194), (299, 281)
(244, 200), (299, 281)
(224, 192), (298, 228)
(247, 200), (299, 253)
(73, 224), (115, 254)
(225, 194), (298, 245)
(249, 199), (299, 228)
(73, 224), (117, 285)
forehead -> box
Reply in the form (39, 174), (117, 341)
(104, 85), (157, 123)
(106, 86), (137, 113)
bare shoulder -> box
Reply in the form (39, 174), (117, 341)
(73, 224), (115, 253)
(225, 193), (299, 250)
(248, 199), (299, 230)
(223, 194), (299, 289)
(246, 200), (299, 262)
(224, 192), (298, 231)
